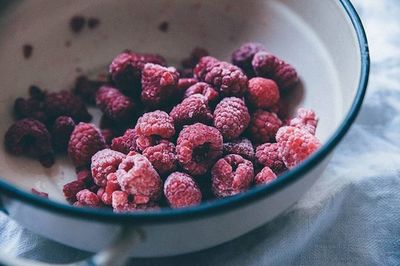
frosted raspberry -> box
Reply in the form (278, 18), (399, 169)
(111, 191), (159, 213)
(232, 42), (266, 77)
(101, 129), (115, 145)
(73, 75), (107, 105)
(4, 118), (54, 167)
(213, 97), (250, 140)
(68, 123), (107, 168)
(177, 78), (198, 91)
(14, 98), (47, 123)
(111, 128), (138, 154)
(164, 172), (202, 208)
(255, 143), (287, 174)
(193, 56), (219, 80)
(276, 126), (322, 169)
(91, 149), (126, 186)
(75, 189), (101, 207)
(249, 110), (282, 143)
(223, 138), (255, 161)
(116, 153), (162, 204)
(247, 77), (280, 109)
(142, 141), (177, 175)
(183, 82), (219, 105)
(181, 47), (209, 69)
(211, 154), (254, 198)
(101, 173), (121, 205)
(170, 94), (213, 128)
(63, 179), (86, 203)
(51, 116), (75, 152)
(176, 123), (223, 176)
(289, 108), (318, 135)
(255, 166), (277, 185)
(141, 63), (180, 108)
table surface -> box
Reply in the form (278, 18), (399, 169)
(1, 0), (400, 265)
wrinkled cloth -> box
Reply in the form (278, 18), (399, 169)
(1, 0), (400, 265)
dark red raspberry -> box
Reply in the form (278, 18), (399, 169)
(68, 123), (107, 168)
(141, 63), (180, 108)
(213, 97), (250, 140)
(247, 77), (280, 109)
(223, 138), (255, 161)
(274, 63), (299, 90)
(95, 85), (136, 123)
(276, 126), (321, 169)
(289, 108), (318, 135)
(101, 173), (121, 206)
(116, 153), (162, 204)
(170, 94), (213, 128)
(111, 128), (139, 154)
(232, 42), (266, 77)
(76, 169), (93, 182)
(31, 188), (49, 198)
(91, 149), (126, 186)
(51, 116), (75, 152)
(183, 82), (219, 105)
(181, 47), (209, 69)
(176, 123), (223, 176)
(249, 110), (282, 143)
(255, 166), (277, 185)
(73, 75), (107, 105)
(193, 56), (219, 81)
(164, 172), (202, 208)
(101, 129), (115, 145)
(4, 118), (54, 167)
(14, 98), (47, 123)
(177, 78), (198, 91)
(211, 154), (254, 198)
(143, 141), (177, 176)
(75, 189), (101, 207)
(255, 143), (287, 174)
(63, 179), (86, 203)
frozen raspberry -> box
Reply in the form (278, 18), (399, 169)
(232, 42), (266, 77)
(249, 110), (282, 143)
(181, 47), (209, 69)
(73, 75), (107, 105)
(164, 172), (202, 208)
(31, 188), (49, 198)
(111, 190), (129, 211)
(274, 63), (299, 90)
(143, 141), (177, 176)
(63, 179), (86, 203)
(14, 97), (47, 123)
(276, 126), (322, 169)
(223, 138), (255, 161)
(111, 128), (139, 154)
(101, 129), (115, 145)
(116, 153), (162, 204)
(213, 97), (250, 140)
(95, 86), (136, 123)
(68, 123), (107, 168)
(51, 116), (75, 152)
(255, 143), (287, 174)
(193, 56), (219, 81)
(176, 123), (223, 176)
(211, 154), (254, 198)
(289, 108), (318, 135)
(4, 118), (54, 167)
(109, 52), (166, 96)
(101, 173), (121, 205)
(183, 82), (219, 105)
(141, 63), (180, 108)
(91, 149), (126, 186)
(75, 189), (101, 207)
(247, 77), (280, 109)
(177, 78), (198, 91)
(255, 166), (277, 185)
(170, 94), (213, 128)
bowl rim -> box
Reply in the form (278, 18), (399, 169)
(0, 0), (369, 224)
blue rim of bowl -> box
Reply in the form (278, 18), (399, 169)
(0, 0), (369, 224)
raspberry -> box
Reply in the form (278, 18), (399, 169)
(142, 141), (177, 176)
(75, 189), (101, 207)
(223, 138), (255, 161)
(141, 63), (180, 108)
(289, 108), (318, 135)
(181, 47), (209, 69)
(170, 94), (213, 128)
(14, 97), (47, 123)
(274, 63), (299, 90)
(116, 153), (162, 204)
(213, 97), (250, 140)
(255, 143), (287, 174)
(247, 77), (280, 109)
(29, 85), (46, 101)
(95, 86), (136, 123)
(63, 179), (86, 203)
(68, 123), (107, 168)
(255, 166), (277, 185)
(101, 129), (115, 145)
(276, 126), (322, 169)
(111, 191), (159, 213)
(177, 78), (198, 91)
(183, 82), (219, 105)
(91, 149), (126, 186)
(101, 173), (121, 205)
(164, 172), (202, 208)
(4, 118), (54, 167)
(193, 56), (219, 80)
(111, 128), (139, 154)
(109, 52), (166, 96)
(231, 42), (266, 77)
(249, 110), (282, 143)
(211, 154), (254, 198)
(73, 75), (107, 105)
(51, 116), (75, 152)
(31, 188), (48, 198)
(176, 123), (223, 176)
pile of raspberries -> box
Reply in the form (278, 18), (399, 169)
(4, 42), (321, 212)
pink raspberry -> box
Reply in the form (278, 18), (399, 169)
(4, 118), (55, 167)
(183, 82), (219, 105)
(177, 78), (198, 91)
(111, 191), (159, 213)
(141, 63), (180, 108)
(289, 108), (318, 135)
(276, 126), (322, 169)
(231, 42), (266, 77)
(164, 172), (202, 208)
(249, 110), (282, 143)
(75, 189), (101, 207)
(170, 94), (213, 128)
(51, 116), (75, 152)
(223, 138), (255, 161)
(255, 143), (287, 174)
(116, 153), (162, 204)
(142, 141), (177, 176)
(193, 56), (219, 80)
(63, 179), (86, 203)
(73, 75), (107, 105)
(95, 86), (136, 123)
(255, 166), (277, 185)
(101, 173), (121, 206)
(213, 97), (250, 140)
(91, 149), (126, 186)
(211, 154), (254, 198)
(247, 77), (280, 109)
(181, 47), (209, 69)
(176, 123), (223, 176)
(68, 123), (107, 168)
(111, 128), (139, 154)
